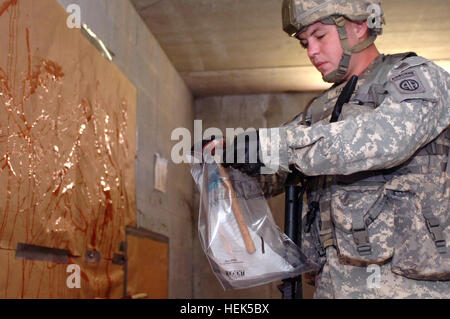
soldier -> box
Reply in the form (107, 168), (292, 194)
(221, 0), (450, 298)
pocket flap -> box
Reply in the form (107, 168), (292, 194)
(331, 185), (386, 232)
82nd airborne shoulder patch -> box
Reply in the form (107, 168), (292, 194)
(386, 59), (437, 103)
(391, 70), (425, 94)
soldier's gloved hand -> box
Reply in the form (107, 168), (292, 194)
(222, 131), (264, 177)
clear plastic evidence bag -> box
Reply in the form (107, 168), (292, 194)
(190, 145), (319, 290)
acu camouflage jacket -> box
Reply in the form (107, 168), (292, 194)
(258, 53), (450, 280)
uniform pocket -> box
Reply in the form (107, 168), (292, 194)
(386, 174), (450, 280)
(331, 184), (395, 265)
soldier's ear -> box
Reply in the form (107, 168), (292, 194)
(347, 20), (369, 41)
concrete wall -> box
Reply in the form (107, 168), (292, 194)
(56, 0), (194, 298)
(193, 93), (319, 299)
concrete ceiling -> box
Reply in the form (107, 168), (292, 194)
(131, 0), (450, 97)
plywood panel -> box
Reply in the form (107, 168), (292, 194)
(0, 248), (124, 299)
(0, 0), (136, 298)
(0, 0), (136, 258)
(126, 229), (169, 299)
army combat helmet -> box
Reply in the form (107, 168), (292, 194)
(282, 0), (385, 83)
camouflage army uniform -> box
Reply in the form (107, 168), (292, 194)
(258, 53), (450, 298)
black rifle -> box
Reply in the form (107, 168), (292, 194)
(278, 75), (358, 299)
(278, 168), (306, 299)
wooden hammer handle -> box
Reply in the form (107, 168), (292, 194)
(216, 163), (256, 254)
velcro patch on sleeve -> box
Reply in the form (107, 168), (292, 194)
(387, 66), (437, 103)
(391, 70), (425, 94)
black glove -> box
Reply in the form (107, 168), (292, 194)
(222, 131), (264, 176)
(191, 133), (264, 176)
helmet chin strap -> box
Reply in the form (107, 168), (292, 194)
(321, 16), (377, 83)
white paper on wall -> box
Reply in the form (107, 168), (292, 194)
(154, 153), (168, 193)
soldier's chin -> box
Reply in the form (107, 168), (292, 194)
(320, 67), (332, 76)
(321, 69), (339, 83)
(314, 66), (328, 78)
